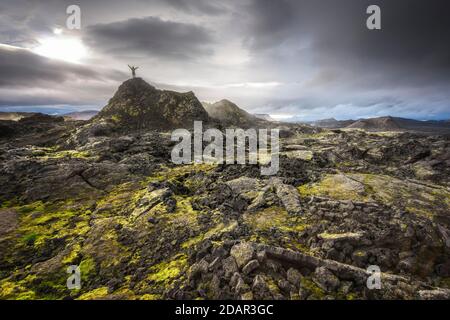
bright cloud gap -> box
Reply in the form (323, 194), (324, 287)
(32, 36), (87, 63)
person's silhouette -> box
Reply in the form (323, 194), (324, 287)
(128, 65), (139, 78)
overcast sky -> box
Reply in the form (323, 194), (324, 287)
(0, 0), (449, 120)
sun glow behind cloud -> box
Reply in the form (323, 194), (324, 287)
(32, 36), (87, 63)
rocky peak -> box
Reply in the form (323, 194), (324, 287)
(94, 77), (210, 130)
(113, 77), (160, 99)
(202, 99), (258, 127)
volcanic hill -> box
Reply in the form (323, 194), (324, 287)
(202, 99), (259, 127)
(94, 77), (210, 130)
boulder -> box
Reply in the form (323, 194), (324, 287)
(252, 275), (271, 299)
(286, 268), (302, 287)
(313, 267), (340, 292)
(242, 259), (260, 275)
(230, 242), (255, 269)
(269, 178), (302, 215)
(223, 256), (239, 279)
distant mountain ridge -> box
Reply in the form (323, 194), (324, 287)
(254, 114), (276, 122)
(303, 116), (450, 133)
(347, 116), (450, 132)
(0, 110), (98, 121)
(0, 112), (40, 121)
(63, 110), (99, 121)
(309, 118), (355, 128)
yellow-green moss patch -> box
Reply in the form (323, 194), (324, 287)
(147, 254), (188, 286)
(181, 220), (238, 249)
(244, 206), (308, 233)
(77, 287), (108, 300)
(300, 277), (326, 300)
(298, 173), (450, 218)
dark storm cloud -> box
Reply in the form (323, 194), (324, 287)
(164, 0), (226, 15)
(241, 0), (297, 50)
(244, 0), (450, 84)
(231, 0), (450, 118)
(0, 95), (80, 107)
(84, 16), (214, 60)
(0, 45), (126, 107)
(311, 0), (450, 87)
(0, 45), (98, 87)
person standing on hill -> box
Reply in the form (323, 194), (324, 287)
(128, 65), (139, 78)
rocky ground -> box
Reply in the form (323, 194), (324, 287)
(0, 80), (449, 300)
(0, 117), (449, 300)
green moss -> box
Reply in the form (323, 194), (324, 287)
(283, 150), (313, 161)
(335, 285), (360, 300)
(17, 201), (45, 214)
(14, 200), (93, 251)
(298, 173), (450, 219)
(439, 277), (450, 289)
(243, 206), (313, 254)
(77, 287), (109, 300)
(298, 131), (334, 139)
(300, 277), (326, 300)
(181, 220), (238, 249)
(79, 257), (96, 279)
(33, 278), (68, 300)
(0, 272), (70, 300)
(22, 233), (38, 246)
(353, 250), (366, 257)
(0, 197), (19, 208)
(367, 131), (400, 137)
(362, 174), (449, 218)
(15, 291), (36, 300)
(32, 147), (91, 160)
(62, 243), (82, 265)
(139, 293), (161, 300)
(297, 175), (368, 202)
(111, 115), (121, 123)
(265, 277), (281, 296)
(50, 150), (91, 159)
(147, 254), (187, 286)
(169, 196), (199, 225)
(345, 293), (358, 300)
(318, 232), (361, 240)
(0, 280), (36, 300)
(244, 206), (308, 233)
(336, 161), (355, 168)
(0, 169), (219, 300)
(95, 182), (141, 217)
(292, 242), (312, 254)
(142, 163), (216, 186)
